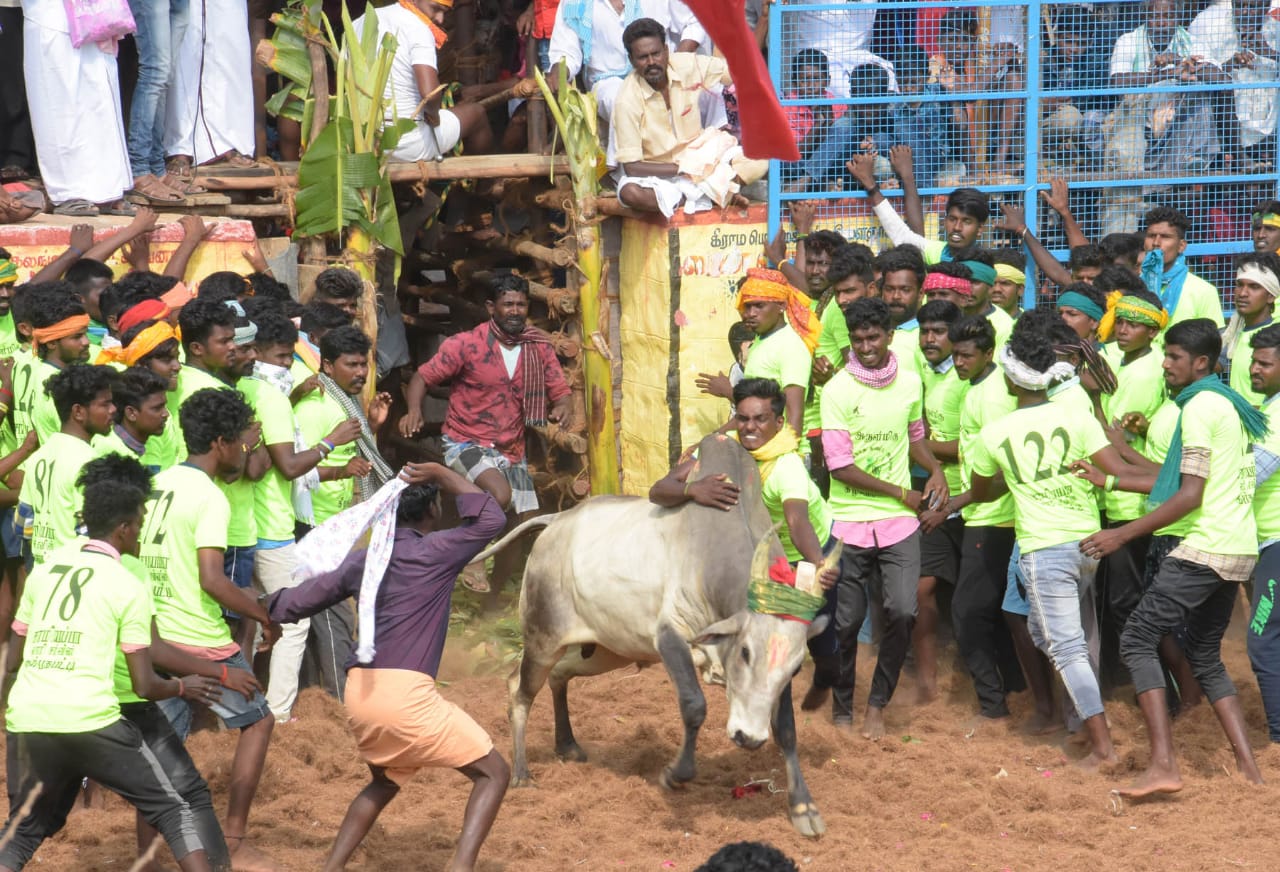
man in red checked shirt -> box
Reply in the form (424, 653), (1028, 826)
(398, 272), (570, 603)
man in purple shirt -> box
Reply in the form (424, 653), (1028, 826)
(267, 462), (508, 872)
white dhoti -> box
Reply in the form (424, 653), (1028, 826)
(23, 20), (131, 205)
(389, 110), (462, 162)
(164, 0), (254, 163)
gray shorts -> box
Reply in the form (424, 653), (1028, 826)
(442, 435), (536, 513)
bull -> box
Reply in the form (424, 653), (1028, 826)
(471, 434), (839, 838)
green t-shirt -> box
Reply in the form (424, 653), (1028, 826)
(1100, 347), (1166, 521)
(922, 363), (967, 498)
(0, 312), (20, 359)
(1255, 397), (1280, 542)
(142, 416), (185, 471)
(1228, 322), (1270, 408)
(92, 427), (145, 463)
(1166, 272), (1226, 331)
(803, 301), (849, 434)
(744, 323), (813, 394)
(7, 545), (152, 734)
(14, 356), (61, 449)
(890, 324), (922, 380)
(242, 377), (299, 542)
(1143, 401), (1193, 538)
(820, 367), (922, 522)
(294, 390), (355, 524)
(163, 365), (225, 474)
(959, 367), (1016, 526)
(986, 305), (1014, 353)
(112, 554), (156, 706)
(141, 464), (234, 650)
(1178, 391), (1257, 557)
(760, 450), (832, 561)
(25, 433), (96, 565)
(969, 401), (1109, 553)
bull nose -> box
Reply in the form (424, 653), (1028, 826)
(731, 730), (766, 751)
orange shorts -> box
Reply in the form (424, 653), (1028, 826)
(344, 667), (493, 785)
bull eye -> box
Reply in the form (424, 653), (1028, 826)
(741, 646), (750, 665)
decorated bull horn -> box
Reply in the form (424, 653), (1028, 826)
(819, 541), (843, 576)
(750, 522), (784, 581)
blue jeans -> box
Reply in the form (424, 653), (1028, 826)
(126, 0), (190, 177)
(158, 651), (272, 739)
(1019, 542), (1104, 722)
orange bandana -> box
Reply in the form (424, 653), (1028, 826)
(31, 314), (90, 352)
(736, 268), (821, 353)
(96, 321), (177, 367)
(399, 0), (450, 49)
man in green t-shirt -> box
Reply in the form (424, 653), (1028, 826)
(93, 367), (171, 469)
(245, 313), (362, 721)
(1079, 319), (1264, 796)
(938, 315), (1030, 726)
(820, 298), (946, 740)
(697, 269), (818, 439)
(144, 388), (282, 871)
(650, 377), (839, 711)
(877, 246), (927, 380)
(1246, 323), (1280, 744)
(21, 365), (117, 568)
(967, 329), (1125, 771)
(912, 299), (964, 703)
(109, 318), (185, 471)
(1219, 253), (1279, 407)
(1, 462), (223, 872)
(14, 284), (92, 453)
(1141, 207), (1225, 331)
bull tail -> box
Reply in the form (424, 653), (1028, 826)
(471, 514), (559, 563)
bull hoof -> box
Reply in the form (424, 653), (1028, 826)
(789, 802), (826, 839)
(659, 765), (694, 791)
(555, 742), (589, 763)
(510, 773), (536, 789)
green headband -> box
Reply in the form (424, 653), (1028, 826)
(1112, 295), (1167, 329)
(1058, 290), (1104, 321)
(961, 260), (997, 286)
(0, 259), (16, 286)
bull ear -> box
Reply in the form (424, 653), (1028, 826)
(693, 611), (749, 646)
(805, 614), (830, 640)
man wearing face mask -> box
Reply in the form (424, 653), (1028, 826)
(399, 272), (571, 602)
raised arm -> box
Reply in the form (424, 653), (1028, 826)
(848, 154), (933, 251)
(889, 145), (925, 236)
(994, 202), (1074, 288)
(163, 215), (208, 280)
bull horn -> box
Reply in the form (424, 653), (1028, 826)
(750, 522), (784, 581)
(820, 540), (843, 576)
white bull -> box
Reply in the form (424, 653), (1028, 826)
(472, 434), (838, 838)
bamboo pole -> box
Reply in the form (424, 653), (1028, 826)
(199, 156), (569, 190)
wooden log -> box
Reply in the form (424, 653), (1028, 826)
(484, 235), (573, 267)
(199, 156), (570, 190)
(219, 204), (293, 218)
(528, 280), (576, 315)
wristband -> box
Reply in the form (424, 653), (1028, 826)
(316, 441), (332, 457)
(1020, 227), (1030, 241)
(899, 486), (907, 503)
(683, 479), (693, 496)
(69, 246), (85, 257)
(322, 438), (336, 453)
(176, 678), (185, 699)
(793, 233), (808, 241)
(220, 663), (229, 686)
(1105, 475), (1118, 492)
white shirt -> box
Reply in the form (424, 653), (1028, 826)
(1188, 0), (1280, 147)
(499, 343), (522, 380)
(547, 0), (706, 89)
(1109, 25), (1192, 76)
(354, 6), (438, 125)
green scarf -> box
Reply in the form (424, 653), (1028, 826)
(1148, 375), (1269, 508)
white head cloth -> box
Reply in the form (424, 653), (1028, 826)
(1239, 262), (1280, 298)
(999, 344), (1076, 392)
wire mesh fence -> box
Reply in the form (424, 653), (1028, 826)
(767, 0), (1280, 309)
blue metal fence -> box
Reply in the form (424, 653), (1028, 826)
(767, 0), (1280, 307)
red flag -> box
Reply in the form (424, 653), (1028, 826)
(681, 0), (800, 161)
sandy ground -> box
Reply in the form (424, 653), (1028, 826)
(5, 605), (1278, 872)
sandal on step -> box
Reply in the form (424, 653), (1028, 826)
(160, 173), (208, 195)
(202, 150), (258, 169)
(127, 174), (185, 204)
(164, 155), (195, 182)
(53, 198), (99, 217)
(100, 200), (137, 217)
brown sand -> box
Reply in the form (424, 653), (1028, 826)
(6, 613), (1278, 871)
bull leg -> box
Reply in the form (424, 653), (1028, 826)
(548, 644), (634, 762)
(773, 681), (826, 839)
(507, 643), (565, 788)
(655, 625), (706, 790)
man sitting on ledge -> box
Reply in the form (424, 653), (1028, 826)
(612, 18), (767, 217)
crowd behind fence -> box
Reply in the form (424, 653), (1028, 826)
(767, 0), (1280, 307)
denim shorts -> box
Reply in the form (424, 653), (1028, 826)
(0, 506), (21, 560)
(158, 650), (272, 739)
(1003, 540), (1030, 616)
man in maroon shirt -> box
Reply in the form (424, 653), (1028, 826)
(266, 462), (508, 872)
(398, 272), (571, 599)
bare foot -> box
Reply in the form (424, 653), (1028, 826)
(1115, 766), (1183, 798)
(228, 837), (283, 872)
(1024, 710), (1061, 736)
(1073, 750), (1119, 772)
(861, 706), (886, 741)
(914, 682), (938, 705)
(1237, 756), (1265, 785)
